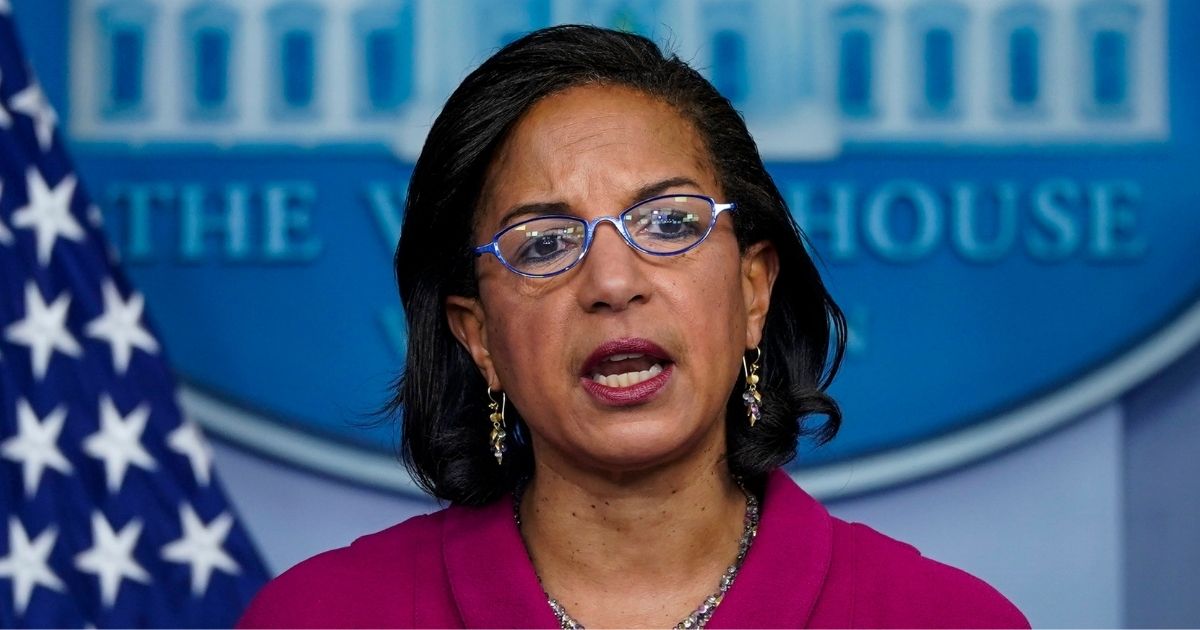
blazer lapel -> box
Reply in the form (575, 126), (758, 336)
(707, 469), (834, 628)
(442, 495), (560, 628)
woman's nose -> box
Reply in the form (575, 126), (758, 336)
(575, 220), (651, 313)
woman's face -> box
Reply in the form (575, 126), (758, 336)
(447, 84), (777, 476)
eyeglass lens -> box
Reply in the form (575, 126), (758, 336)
(496, 196), (715, 276)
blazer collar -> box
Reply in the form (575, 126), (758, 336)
(442, 469), (833, 628)
(707, 469), (834, 627)
(442, 492), (558, 628)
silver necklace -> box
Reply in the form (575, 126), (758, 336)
(512, 480), (760, 629)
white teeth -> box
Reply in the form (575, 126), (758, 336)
(591, 363), (664, 388)
(605, 353), (645, 362)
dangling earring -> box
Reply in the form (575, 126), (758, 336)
(487, 387), (507, 465)
(742, 347), (762, 427)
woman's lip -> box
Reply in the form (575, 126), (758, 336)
(580, 364), (673, 407)
(580, 337), (673, 376)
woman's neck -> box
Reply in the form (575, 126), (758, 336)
(517, 439), (749, 628)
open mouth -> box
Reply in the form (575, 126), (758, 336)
(588, 353), (666, 388)
(580, 338), (674, 391)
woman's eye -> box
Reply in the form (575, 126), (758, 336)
(641, 209), (700, 239)
(514, 230), (578, 262)
(530, 236), (563, 256)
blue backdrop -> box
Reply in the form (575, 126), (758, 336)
(8, 0), (1199, 626)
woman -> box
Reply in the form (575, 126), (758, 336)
(240, 25), (1028, 629)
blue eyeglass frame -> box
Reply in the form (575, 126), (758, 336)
(473, 193), (738, 278)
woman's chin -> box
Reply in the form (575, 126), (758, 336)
(562, 419), (717, 473)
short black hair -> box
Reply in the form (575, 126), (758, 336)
(389, 24), (845, 505)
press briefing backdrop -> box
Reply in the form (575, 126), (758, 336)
(7, 0), (1199, 626)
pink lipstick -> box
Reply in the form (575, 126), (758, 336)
(579, 338), (674, 406)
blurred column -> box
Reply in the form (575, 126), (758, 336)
(1123, 341), (1200, 627)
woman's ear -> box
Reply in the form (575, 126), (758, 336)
(741, 241), (780, 350)
(445, 295), (501, 390)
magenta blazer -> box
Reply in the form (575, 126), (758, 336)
(239, 469), (1028, 628)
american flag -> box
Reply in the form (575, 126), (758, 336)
(0, 5), (268, 627)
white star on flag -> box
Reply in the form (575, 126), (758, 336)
(0, 517), (65, 616)
(73, 512), (151, 608)
(0, 213), (13, 245)
(86, 280), (160, 374)
(160, 505), (240, 597)
(167, 421), (213, 486)
(3, 281), (83, 380)
(0, 78), (11, 128)
(9, 80), (57, 151)
(0, 65), (11, 127)
(1, 399), (73, 497)
(10, 168), (83, 266)
(83, 395), (157, 494)
(0, 181), (14, 245)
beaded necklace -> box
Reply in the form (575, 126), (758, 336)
(512, 481), (760, 629)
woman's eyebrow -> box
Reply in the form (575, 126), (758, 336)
(497, 201), (572, 228)
(629, 176), (704, 203)
(495, 176), (703, 228)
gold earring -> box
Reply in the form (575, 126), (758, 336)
(487, 387), (507, 465)
(742, 347), (762, 427)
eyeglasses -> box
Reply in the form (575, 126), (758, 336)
(473, 194), (737, 278)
